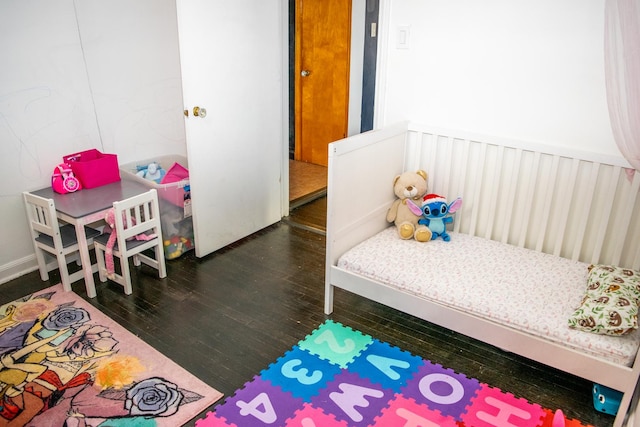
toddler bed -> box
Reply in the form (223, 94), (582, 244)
(324, 122), (640, 427)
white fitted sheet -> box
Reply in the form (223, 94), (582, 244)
(337, 227), (640, 366)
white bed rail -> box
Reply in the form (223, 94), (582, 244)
(325, 122), (409, 269)
(406, 123), (640, 270)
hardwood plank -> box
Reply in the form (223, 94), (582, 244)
(1, 218), (613, 426)
(289, 159), (327, 207)
(285, 195), (327, 233)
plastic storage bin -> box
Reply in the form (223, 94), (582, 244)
(120, 155), (194, 259)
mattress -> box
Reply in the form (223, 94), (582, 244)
(337, 227), (640, 366)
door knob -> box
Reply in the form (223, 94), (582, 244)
(301, 70), (311, 77)
(193, 106), (207, 118)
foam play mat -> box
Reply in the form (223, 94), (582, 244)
(196, 320), (590, 426)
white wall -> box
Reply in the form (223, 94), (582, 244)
(74, 1), (186, 162)
(0, 1), (624, 283)
(377, 0), (620, 157)
(0, 0), (185, 282)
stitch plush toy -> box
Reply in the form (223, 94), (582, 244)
(407, 193), (462, 241)
(386, 170), (432, 242)
(103, 208), (157, 279)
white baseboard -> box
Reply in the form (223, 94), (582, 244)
(0, 255), (39, 285)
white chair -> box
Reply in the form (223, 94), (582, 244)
(94, 189), (167, 294)
(23, 192), (101, 292)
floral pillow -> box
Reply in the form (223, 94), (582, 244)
(568, 264), (640, 336)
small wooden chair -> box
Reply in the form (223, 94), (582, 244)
(94, 189), (167, 294)
(23, 192), (101, 292)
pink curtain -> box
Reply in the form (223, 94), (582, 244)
(604, 0), (640, 172)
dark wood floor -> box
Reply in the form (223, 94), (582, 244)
(284, 195), (327, 234)
(2, 197), (613, 426)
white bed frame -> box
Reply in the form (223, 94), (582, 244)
(324, 121), (640, 427)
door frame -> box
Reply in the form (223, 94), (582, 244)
(361, 0), (379, 132)
(281, 0), (292, 215)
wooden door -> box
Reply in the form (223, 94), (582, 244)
(295, 0), (352, 167)
(176, 0), (285, 258)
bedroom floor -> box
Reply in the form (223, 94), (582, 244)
(2, 209), (614, 426)
(288, 159), (327, 210)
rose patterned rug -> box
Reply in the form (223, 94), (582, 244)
(0, 284), (223, 426)
(195, 320), (592, 427)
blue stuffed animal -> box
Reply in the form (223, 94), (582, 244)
(592, 383), (622, 415)
(407, 193), (462, 241)
(136, 162), (166, 184)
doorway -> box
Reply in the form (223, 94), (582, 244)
(288, 0), (378, 209)
(295, 0), (351, 168)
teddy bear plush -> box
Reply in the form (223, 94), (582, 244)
(386, 170), (432, 242)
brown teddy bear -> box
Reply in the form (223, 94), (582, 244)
(386, 170), (432, 242)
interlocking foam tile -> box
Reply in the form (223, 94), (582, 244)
(568, 418), (595, 427)
(372, 393), (459, 427)
(540, 408), (557, 427)
(565, 416), (596, 427)
(260, 345), (342, 401)
(214, 376), (303, 426)
(195, 412), (238, 427)
(401, 360), (482, 419)
(462, 383), (545, 427)
(285, 403), (349, 426)
(310, 370), (395, 426)
(298, 320), (373, 368)
(348, 338), (423, 392)
(539, 408), (595, 427)
(196, 321), (593, 427)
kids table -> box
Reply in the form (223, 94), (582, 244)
(30, 179), (150, 298)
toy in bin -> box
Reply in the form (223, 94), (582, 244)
(592, 383), (622, 415)
(136, 162), (166, 183)
(164, 235), (194, 260)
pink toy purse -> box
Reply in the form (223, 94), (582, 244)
(52, 163), (82, 194)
